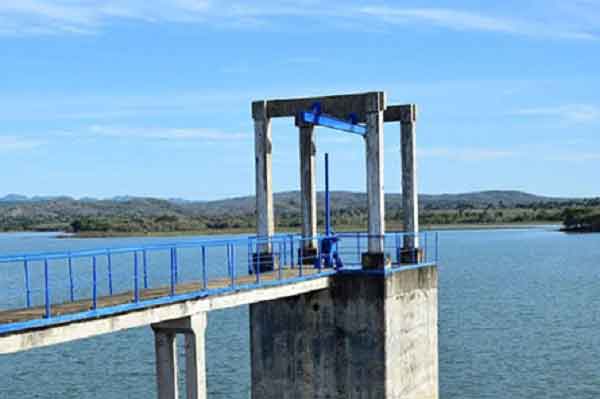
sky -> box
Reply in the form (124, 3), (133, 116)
(0, 0), (599, 200)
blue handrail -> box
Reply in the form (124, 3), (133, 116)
(0, 231), (438, 335)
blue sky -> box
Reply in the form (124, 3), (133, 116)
(0, 1), (599, 200)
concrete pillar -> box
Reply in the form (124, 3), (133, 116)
(154, 330), (178, 399)
(249, 266), (439, 399)
(363, 92), (387, 268)
(252, 100), (274, 253)
(297, 118), (317, 252)
(152, 313), (207, 399)
(401, 105), (420, 260)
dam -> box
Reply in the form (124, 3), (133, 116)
(0, 91), (439, 399)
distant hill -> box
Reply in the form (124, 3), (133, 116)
(0, 190), (595, 233)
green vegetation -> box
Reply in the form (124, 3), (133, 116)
(0, 191), (598, 236)
(561, 208), (600, 232)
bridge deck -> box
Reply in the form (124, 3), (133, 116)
(0, 267), (319, 326)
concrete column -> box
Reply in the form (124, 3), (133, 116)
(253, 100), (274, 253)
(363, 92), (387, 267)
(297, 118), (317, 251)
(154, 330), (178, 399)
(249, 266), (439, 399)
(152, 313), (207, 399)
(401, 105), (420, 258)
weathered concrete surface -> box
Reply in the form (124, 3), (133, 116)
(0, 275), (330, 354)
(154, 329), (178, 399)
(253, 100), (274, 250)
(298, 121), (317, 249)
(153, 314), (207, 399)
(385, 266), (438, 399)
(250, 289), (337, 399)
(401, 104), (419, 250)
(257, 91), (385, 122)
(365, 104), (386, 255)
(250, 266), (438, 399)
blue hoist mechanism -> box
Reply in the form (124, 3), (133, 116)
(297, 102), (369, 269)
(298, 102), (367, 137)
(299, 102), (368, 269)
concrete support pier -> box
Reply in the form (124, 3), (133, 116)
(297, 118), (317, 253)
(249, 266), (439, 399)
(152, 313), (207, 399)
(401, 105), (420, 263)
(363, 93), (388, 268)
(252, 100), (274, 253)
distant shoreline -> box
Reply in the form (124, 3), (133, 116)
(41, 222), (561, 239)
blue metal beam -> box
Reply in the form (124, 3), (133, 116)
(299, 102), (367, 136)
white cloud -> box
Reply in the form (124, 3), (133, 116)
(0, 1), (597, 40)
(515, 104), (600, 123)
(418, 147), (517, 161)
(88, 125), (250, 141)
(358, 6), (597, 40)
(0, 136), (44, 151)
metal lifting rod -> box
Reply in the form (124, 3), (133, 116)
(325, 152), (331, 236)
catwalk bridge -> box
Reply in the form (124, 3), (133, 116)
(0, 92), (440, 399)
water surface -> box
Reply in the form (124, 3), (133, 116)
(0, 228), (598, 398)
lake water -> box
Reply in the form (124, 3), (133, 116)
(0, 228), (599, 398)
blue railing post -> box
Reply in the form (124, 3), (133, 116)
(278, 241), (283, 280)
(255, 241), (261, 285)
(173, 247), (179, 284)
(231, 244), (237, 288)
(247, 239), (252, 274)
(133, 252), (140, 302)
(23, 259), (31, 308)
(290, 236), (295, 269)
(202, 246), (208, 290)
(282, 239), (287, 269)
(44, 259), (51, 318)
(68, 254), (75, 301)
(92, 256), (97, 310)
(142, 249), (149, 289)
(169, 248), (176, 296)
(106, 250), (113, 296)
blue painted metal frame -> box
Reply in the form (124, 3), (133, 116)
(299, 102), (367, 136)
(0, 231), (438, 335)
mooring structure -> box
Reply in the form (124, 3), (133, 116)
(0, 91), (438, 399)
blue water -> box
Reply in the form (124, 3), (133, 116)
(0, 228), (599, 398)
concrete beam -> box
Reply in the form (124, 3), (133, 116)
(384, 104), (417, 123)
(253, 100), (274, 250)
(401, 106), (419, 250)
(365, 107), (386, 256)
(0, 277), (331, 354)
(253, 91), (385, 121)
(297, 120), (317, 249)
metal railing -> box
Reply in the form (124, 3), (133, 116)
(0, 231), (438, 334)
